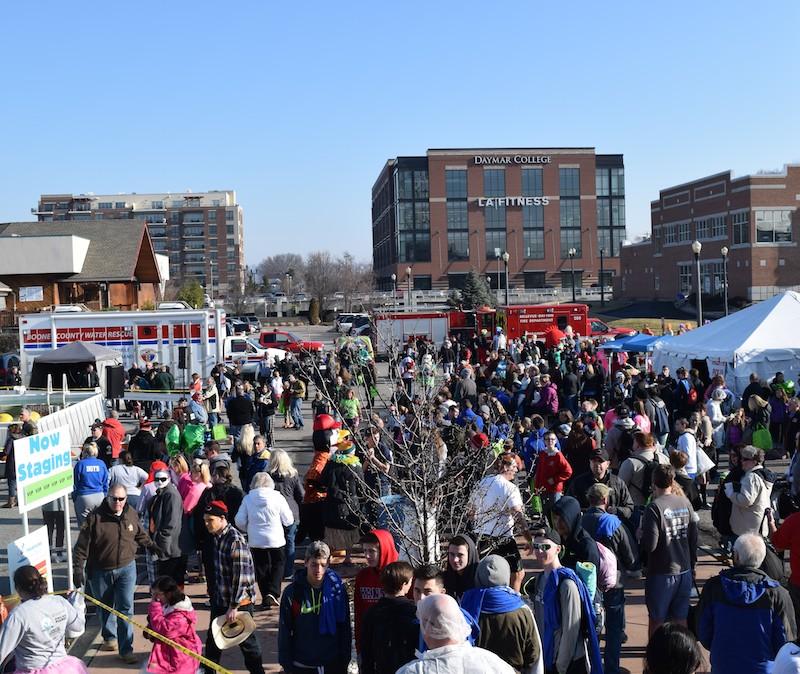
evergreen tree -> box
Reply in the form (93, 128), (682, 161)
(460, 270), (495, 309)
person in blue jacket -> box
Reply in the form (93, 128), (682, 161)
(698, 532), (796, 674)
(278, 540), (351, 673)
(73, 441), (109, 525)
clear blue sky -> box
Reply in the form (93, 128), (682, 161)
(1, 1), (797, 267)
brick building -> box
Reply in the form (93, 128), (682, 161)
(35, 190), (244, 298)
(372, 148), (625, 293)
(618, 164), (800, 302)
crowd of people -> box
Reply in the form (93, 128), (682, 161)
(3, 324), (800, 674)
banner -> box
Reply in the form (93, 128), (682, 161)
(8, 526), (53, 593)
(14, 425), (74, 514)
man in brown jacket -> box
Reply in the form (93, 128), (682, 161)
(72, 484), (158, 664)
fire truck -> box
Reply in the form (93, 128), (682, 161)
(18, 307), (226, 388)
(373, 304), (631, 355)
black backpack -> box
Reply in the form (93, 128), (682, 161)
(630, 455), (657, 501)
(651, 399), (671, 436)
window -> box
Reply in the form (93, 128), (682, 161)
(148, 225), (167, 237)
(596, 167), (626, 256)
(151, 200), (164, 209)
(560, 200), (581, 229)
(226, 224), (235, 235)
(226, 209), (235, 222)
(732, 211), (750, 245)
(485, 204), (506, 230)
(695, 215), (726, 240)
(413, 275), (432, 291)
(208, 210), (216, 221)
(483, 169), (505, 197)
(397, 167), (432, 263)
(678, 263), (693, 295)
(98, 202), (112, 209)
(485, 230), (506, 260)
(610, 168), (625, 196)
(184, 226), (204, 237)
(524, 230), (544, 259)
(560, 270), (583, 289)
(678, 222), (691, 243)
(522, 168), (545, 259)
(445, 170), (467, 199)
(212, 199), (221, 207)
(448, 273), (468, 290)
(413, 172), (429, 199)
(208, 225), (217, 237)
(595, 170), (609, 197)
(524, 271), (547, 289)
(522, 168), (543, 196)
(559, 168), (580, 197)
(755, 209), (793, 243)
(560, 228), (582, 258)
(115, 201), (126, 209)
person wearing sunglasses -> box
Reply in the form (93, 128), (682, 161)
(72, 483), (159, 665)
(526, 528), (603, 674)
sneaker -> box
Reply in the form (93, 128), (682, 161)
(119, 652), (139, 665)
(266, 593), (279, 608)
(100, 639), (118, 652)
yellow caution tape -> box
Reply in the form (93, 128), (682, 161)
(4, 589), (233, 674)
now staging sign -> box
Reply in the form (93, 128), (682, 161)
(14, 426), (73, 514)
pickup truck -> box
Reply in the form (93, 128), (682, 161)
(222, 336), (286, 378)
(257, 329), (325, 360)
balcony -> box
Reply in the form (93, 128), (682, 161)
(183, 228), (205, 238)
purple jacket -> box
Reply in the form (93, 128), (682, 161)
(535, 383), (559, 416)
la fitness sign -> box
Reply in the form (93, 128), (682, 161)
(473, 155), (551, 165)
(478, 196), (551, 207)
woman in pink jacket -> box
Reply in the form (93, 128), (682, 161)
(146, 576), (203, 674)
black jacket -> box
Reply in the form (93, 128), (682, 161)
(552, 495), (600, 570)
(226, 396), (254, 425)
(321, 459), (364, 530)
(568, 470), (634, 522)
(128, 430), (159, 472)
(359, 596), (419, 674)
(149, 484), (183, 560)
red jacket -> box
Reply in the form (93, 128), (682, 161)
(534, 450), (573, 493)
(102, 418), (126, 458)
(354, 529), (398, 652)
(772, 511), (800, 586)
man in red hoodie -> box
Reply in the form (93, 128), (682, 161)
(354, 529), (398, 654)
(101, 410), (126, 461)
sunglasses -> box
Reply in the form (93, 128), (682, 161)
(531, 543), (553, 552)
(109, 496), (127, 502)
(155, 477), (169, 482)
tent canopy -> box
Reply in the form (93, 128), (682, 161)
(651, 291), (800, 393)
(32, 341), (122, 364)
(30, 341), (122, 390)
(600, 333), (663, 353)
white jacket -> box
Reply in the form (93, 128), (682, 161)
(396, 643), (516, 674)
(726, 466), (773, 536)
(234, 487), (294, 548)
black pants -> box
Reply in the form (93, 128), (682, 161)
(297, 502), (326, 545)
(252, 546), (285, 601)
(289, 664), (347, 674)
(43, 511), (65, 549)
(201, 540), (217, 598)
(204, 604), (264, 674)
(157, 556), (187, 587)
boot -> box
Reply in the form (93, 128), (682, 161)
(2, 496), (17, 508)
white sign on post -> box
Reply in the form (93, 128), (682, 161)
(8, 526), (53, 594)
(14, 425), (74, 514)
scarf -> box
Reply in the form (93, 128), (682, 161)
(594, 512), (621, 541)
(460, 586), (525, 625)
(541, 567), (603, 674)
(318, 569), (347, 635)
(331, 451), (361, 467)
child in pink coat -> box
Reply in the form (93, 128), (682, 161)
(145, 576), (203, 674)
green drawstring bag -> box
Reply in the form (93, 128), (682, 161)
(165, 424), (181, 456)
(752, 425), (773, 451)
(181, 424), (205, 452)
(211, 424), (228, 441)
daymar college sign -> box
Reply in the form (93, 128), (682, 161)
(473, 155), (552, 165)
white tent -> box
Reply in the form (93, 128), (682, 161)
(651, 291), (800, 395)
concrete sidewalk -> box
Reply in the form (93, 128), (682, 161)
(82, 547), (724, 674)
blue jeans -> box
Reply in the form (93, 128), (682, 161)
(290, 397), (304, 428)
(208, 411), (220, 427)
(284, 522), (298, 578)
(564, 394), (579, 416)
(89, 560), (136, 654)
(603, 586), (625, 674)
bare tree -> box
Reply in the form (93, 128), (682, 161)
(336, 252), (374, 312)
(256, 253), (306, 288)
(308, 339), (507, 565)
(304, 251), (340, 315)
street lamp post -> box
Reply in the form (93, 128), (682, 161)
(721, 246), (729, 317)
(691, 240), (703, 326)
(486, 275), (492, 302)
(502, 251), (510, 306)
(599, 248), (606, 307)
(209, 260), (214, 302)
(390, 273), (397, 313)
(496, 251), (501, 304)
(406, 266), (412, 310)
(568, 247), (577, 303)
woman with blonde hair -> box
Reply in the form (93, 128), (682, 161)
(169, 454), (190, 496)
(268, 449), (304, 578)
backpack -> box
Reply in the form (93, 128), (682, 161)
(687, 385), (699, 405)
(651, 399), (671, 436)
(630, 455), (657, 502)
(595, 541), (618, 593)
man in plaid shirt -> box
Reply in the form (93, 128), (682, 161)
(202, 499), (264, 674)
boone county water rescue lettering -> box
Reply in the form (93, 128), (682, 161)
(14, 426), (73, 513)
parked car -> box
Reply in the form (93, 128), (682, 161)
(225, 318), (250, 335)
(257, 329), (324, 362)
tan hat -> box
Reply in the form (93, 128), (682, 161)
(211, 612), (257, 650)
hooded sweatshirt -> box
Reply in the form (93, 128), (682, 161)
(698, 567), (796, 674)
(146, 597), (203, 674)
(443, 534), (479, 602)
(551, 496), (600, 570)
(354, 529), (398, 651)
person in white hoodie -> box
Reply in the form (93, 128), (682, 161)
(235, 471), (294, 609)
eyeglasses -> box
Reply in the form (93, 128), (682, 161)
(109, 496), (127, 502)
(531, 543), (553, 552)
